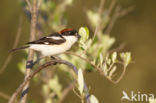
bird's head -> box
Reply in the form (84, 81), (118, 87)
(59, 28), (81, 39)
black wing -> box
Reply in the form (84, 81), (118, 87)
(26, 33), (66, 45)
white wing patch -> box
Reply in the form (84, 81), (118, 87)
(47, 36), (63, 40)
(44, 42), (49, 44)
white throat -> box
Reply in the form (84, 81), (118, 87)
(63, 36), (78, 44)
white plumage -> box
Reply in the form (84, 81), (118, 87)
(47, 36), (63, 40)
(29, 36), (78, 56)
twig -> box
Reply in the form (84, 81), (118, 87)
(65, 52), (97, 68)
(37, 0), (42, 11)
(58, 82), (75, 103)
(119, 6), (134, 17)
(105, 6), (121, 34)
(113, 66), (127, 84)
(105, 6), (134, 34)
(65, 52), (127, 84)
(0, 92), (19, 103)
(107, 0), (117, 16)
(24, 0), (32, 12)
(109, 43), (126, 53)
(84, 0), (106, 54)
(8, 60), (90, 103)
(0, 92), (10, 100)
(92, 0), (106, 40)
(8, 61), (56, 103)
(20, 0), (38, 103)
(0, 17), (23, 74)
(65, 52), (116, 83)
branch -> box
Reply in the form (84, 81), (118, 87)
(113, 66), (127, 84)
(107, 0), (117, 16)
(119, 6), (134, 17)
(0, 92), (10, 100)
(0, 17), (23, 74)
(93, 0), (106, 40)
(105, 6), (134, 34)
(108, 43), (126, 53)
(65, 52), (127, 84)
(36, 0), (42, 11)
(8, 60), (90, 103)
(20, 0), (38, 103)
(58, 82), (75, 103)
(65, 52), (96, 68)
(105, 6), (121, 34)
(24, 0), (32, 12)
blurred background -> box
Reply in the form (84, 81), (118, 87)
(0, 0), (156, 103)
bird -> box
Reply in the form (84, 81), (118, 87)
(10, 28), (81, 57)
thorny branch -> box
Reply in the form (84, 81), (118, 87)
(8, 60), (90, 103)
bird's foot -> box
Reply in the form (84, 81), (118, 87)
(50, 56), (61, 65)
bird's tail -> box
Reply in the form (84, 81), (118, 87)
(9, 46), (30, 52)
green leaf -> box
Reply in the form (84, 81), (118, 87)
(120, 52), (131, 67)
(111, 52), (117, 63)
(17, 59), (26, 74)
(78, 27), (90, 50)
(108, 65), (117, 79)
(42, 84), (49, 96)
(107, 59), (111, 65)
(102, 63), (108, 76)
(77, 69), (84, 95)
(87, 10), (100, 27)
(79, 27), (89, 42)
(79, 40), (87, 50)
(100, 35), (115, 54)
(48, 75), (62, 97)
(86, 63), (94, 72)
(45, 98), (52, 103)
(149, 98), (156, 103)
(99, 53), (104, 65)
(90, 95), (99, 103)
(65, 0), (73, 5)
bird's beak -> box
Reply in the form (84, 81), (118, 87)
(77, 34), (81, 39)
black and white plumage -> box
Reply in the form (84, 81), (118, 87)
(11, 29), (81, 57)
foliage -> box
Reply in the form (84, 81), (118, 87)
(149, 98), (156, 103)
(16, 0), (133, 103)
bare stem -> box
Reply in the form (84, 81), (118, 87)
(105, 6), (121, 34)
(0, 92), (10, 100)
(8, 60), (90, 103)
(24, 0), (32, 12)
(65, 52), (127, 84)
(105, 6), (134, 34)
(58, 82), (75, 103)
(20, 0), (38, 103)
(107, 0), (117, 16)
(93, 0), (106, 40)
(113, 66), (127, 84)
(0, 17), (23, 74)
